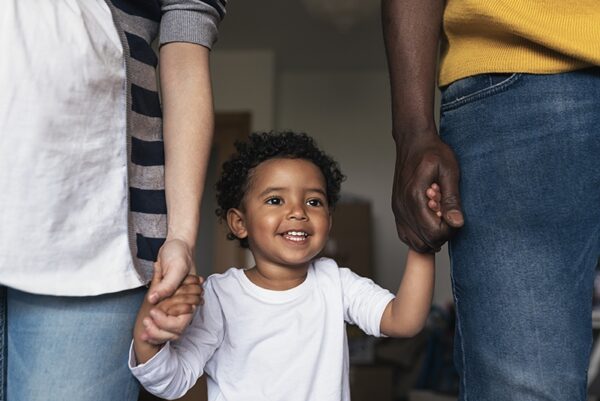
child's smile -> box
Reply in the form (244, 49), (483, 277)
(227, 157), (332, 286)
(281, 230), (309, 242)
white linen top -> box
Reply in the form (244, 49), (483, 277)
(130, 258), (396, 401)
(0, 0), (142, 295)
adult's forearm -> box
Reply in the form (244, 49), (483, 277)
(159, 42), (214, 250)
(382, 0), (445, 140)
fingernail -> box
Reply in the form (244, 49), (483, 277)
(447, 210), (464, 225)
(148, 293), (157, 303)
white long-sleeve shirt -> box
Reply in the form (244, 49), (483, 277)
(130, 257), (395, 401)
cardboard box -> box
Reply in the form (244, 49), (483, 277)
(350, 365), (394, 401)
(323, 200), (374, 279)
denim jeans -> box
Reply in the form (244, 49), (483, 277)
(440, 68), (600, 400)
(0, 285), (145, 401)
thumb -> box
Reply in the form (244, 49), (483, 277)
(151, 262), (163, 287)
(147, 263), (164, 304)
(147, 261), (186, 305)
(438, 168), (464, 228)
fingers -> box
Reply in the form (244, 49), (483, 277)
(438, 168), (464, 228)
(172, 278), (204, 306)
(165, 303), (195, 316)
(146, 263), (164, 304)
(149, 308), (193, 335)
(392, 140), (462, 253)
(173, 278), (203, 296)
(410, 168), (451, 251)
(393, 189), (439, 253)
(148, 275), (182, 305)
(426, 183), (441, 201)
(155, 287), (202, 317)
(147, 239), (196, 304)
(157, 295), (201, 312)
(147, 262), (188, 305)
(153, 274), (204, 318)
(426, 183), (442, 217)
(181, 274), (201, 286)
(150, 262), (163, 288)
(140, 315), (183, 345)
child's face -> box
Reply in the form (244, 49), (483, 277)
(228, 158), (332, 271)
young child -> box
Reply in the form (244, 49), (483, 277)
(130, 131), (442, 401)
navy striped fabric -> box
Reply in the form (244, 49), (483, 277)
(111, 0), (160, 21)
(130, 188), (167, 214)
(131, 137), (165, 166)
(131, 84), (161, 118)
(136, 234), (166, 261)
(125, 32), (158, 67)
(201, 0), (226, 19)
(106, 0), (226, 279)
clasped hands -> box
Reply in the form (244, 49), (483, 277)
(137, 238), (204, 346)
(392, 131), (465, 253)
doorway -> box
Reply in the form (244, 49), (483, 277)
(138, 111), (251, 401)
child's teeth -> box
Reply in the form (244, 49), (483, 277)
(285, 232), (306, 242)
(286, 231), (307, 237)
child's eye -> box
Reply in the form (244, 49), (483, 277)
(265, 197), (282, 205)
(306, 198), (324, 207)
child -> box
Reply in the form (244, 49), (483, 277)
(130, 131), (442, 401)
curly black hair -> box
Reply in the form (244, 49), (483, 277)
(215, 131), (345, 248)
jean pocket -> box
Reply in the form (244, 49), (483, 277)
(441, 73), (521, 112)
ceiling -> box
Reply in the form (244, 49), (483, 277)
(215, 0), (388, 71)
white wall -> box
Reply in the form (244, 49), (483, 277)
(277, 71), (453, 305)
(211, 50), (275, 131)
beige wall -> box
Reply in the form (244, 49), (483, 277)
(277, 70), (452, 306)
(211, 50), (275, 131)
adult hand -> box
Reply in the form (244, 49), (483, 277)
(147, 238), (195, 304)
(392, 129), (464, 253)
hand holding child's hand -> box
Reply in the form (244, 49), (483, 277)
(140, 273), (204, 345)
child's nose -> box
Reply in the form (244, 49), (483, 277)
(287, 203), (308, 220)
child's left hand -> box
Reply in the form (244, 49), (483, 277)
(426, 182), (443, 218)
(140, 274), (204, 345)
(156, 274), (204, 316)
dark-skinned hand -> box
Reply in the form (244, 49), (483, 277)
(392, 129), (464, 253)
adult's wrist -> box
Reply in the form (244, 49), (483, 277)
(392, 123), (439, 151)
(164, 231), (196, 251)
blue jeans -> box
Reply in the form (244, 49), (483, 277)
(440, 68), (600, 400)
(0, 286), (145, 401)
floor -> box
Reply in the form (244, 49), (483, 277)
(409, 391), (456, 401)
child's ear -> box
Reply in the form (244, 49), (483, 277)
(227, 208), (248, 240)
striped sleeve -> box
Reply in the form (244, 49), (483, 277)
(159, 0), (227, 49)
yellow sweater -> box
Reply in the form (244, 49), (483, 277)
(439, 0), (600, 86)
